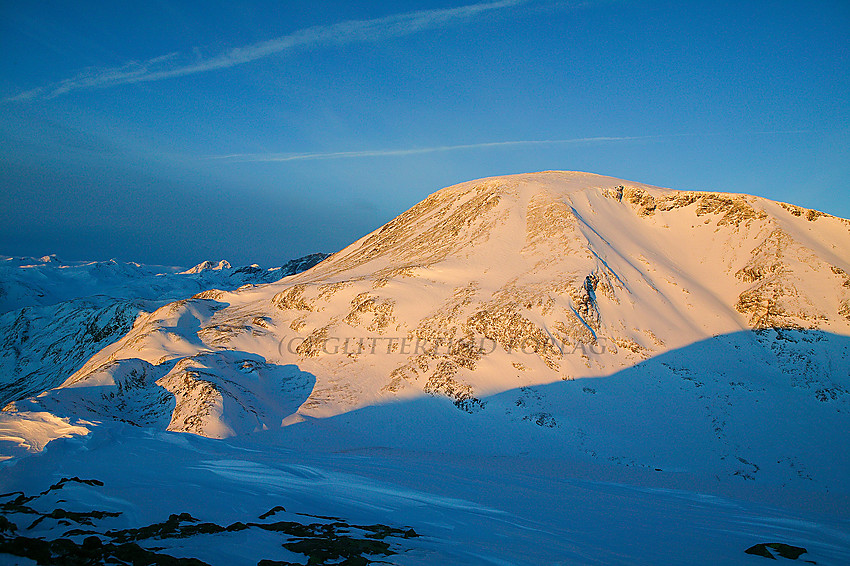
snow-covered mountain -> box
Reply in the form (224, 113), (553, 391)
(0, 253), (329, 407)
(0, 253), (329, 314)
(2, 172), (849, 565)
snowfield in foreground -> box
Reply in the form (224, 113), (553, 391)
(1, 171), (849, 564)
(2, 423), (849, 565)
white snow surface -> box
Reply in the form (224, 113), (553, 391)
(0, 253), (329, 406)
(1, 172), (849, 564)
(0, 253), (329, 314)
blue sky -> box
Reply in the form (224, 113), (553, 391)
(1, 0), (848, 267)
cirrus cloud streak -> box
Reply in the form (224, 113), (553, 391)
(5, 0), (527, 102)
(207, 137), (658, 163)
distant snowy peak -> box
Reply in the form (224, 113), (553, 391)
(278, 253), (332, 277)
(177, 254), (332, 279)
(180, 259), (232, 274)
(1, 254), (64, 267)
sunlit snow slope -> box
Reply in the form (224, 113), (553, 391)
(3, 172), (850, 490)
(0, 253), (329, 410)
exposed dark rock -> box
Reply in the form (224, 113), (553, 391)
(745, 542), (811, 561)
(259, 505), (287, 520)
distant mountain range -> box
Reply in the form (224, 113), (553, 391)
(0, 252), (328, 407)
(0, 253), (329, 314)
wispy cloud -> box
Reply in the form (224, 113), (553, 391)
(207, 137), (655, 163)
(207, 130), (813, 163)
(6, 0), (526, 102)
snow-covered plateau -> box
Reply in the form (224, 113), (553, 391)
(1, 171), (848, 565)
